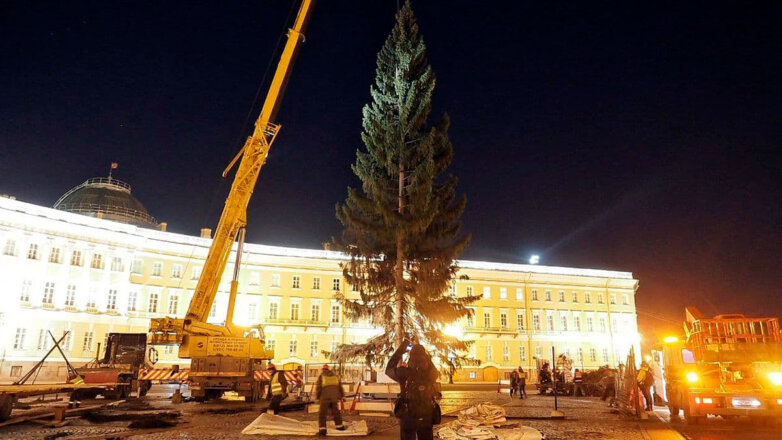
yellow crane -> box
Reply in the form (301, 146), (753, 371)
(148, 0), (315, 402)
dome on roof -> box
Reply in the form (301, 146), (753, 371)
(53, 177), (159, 228)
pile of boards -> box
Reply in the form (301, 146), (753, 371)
(437, 403), (544, 440)
(242, 413), (369, 436)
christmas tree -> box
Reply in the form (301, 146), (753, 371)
(331, 1), (478, 378)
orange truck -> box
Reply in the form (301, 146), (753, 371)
(652, 307), (782, 424)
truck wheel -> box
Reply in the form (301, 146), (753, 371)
(138, 380), (151, 397)
(0, 395), (13, 421)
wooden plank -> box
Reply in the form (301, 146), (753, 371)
(353, 401), (394, 412)
(356, 384), (400, 394)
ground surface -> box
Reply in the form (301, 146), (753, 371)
(1, 384), (780, 439)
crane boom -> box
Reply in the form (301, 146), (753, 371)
(150, 0), (315, 341)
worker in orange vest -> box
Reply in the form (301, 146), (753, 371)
(573, 369), (584, 397)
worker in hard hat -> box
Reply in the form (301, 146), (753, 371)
(316, 364), (345, 435)
(265, 363), (288, 415)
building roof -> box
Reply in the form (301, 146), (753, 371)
(53, 177), (158, 228)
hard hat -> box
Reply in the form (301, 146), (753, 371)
(322, 364), (330, 370)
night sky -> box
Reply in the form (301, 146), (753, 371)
(1, 1), (779, 340)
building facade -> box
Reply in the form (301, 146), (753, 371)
(0, 193), (639, 383)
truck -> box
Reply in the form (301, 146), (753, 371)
(74, 333), (152, 400)
(654, 307), (782, 424)
(146, 0), (315, 402)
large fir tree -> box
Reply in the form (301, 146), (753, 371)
(331, 2), (478, 376)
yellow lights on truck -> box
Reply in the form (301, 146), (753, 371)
(663, 336), (678, 343)
(694, 397), (713, 405)
(768, 372), (782, 385)
(777, 399), (782, 405)
(686, 372), (699, 383)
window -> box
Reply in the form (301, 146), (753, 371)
(519, 346), (526, 362)
(62, 331), (72, 351)
(482, 287), (491, 299)
(483, 312), (491, 328)
(559, 291), (565, 302)
(599, 317), (607, 333)
(269, 302), (279, 320)
(249, 272), (260, 285)
(111, 257), (123, 272)
(531, 290), (538, 301)
(130, 259), (142, 274)
(622, 294), (629, 305)
(210, 303), (217, 318)
(26, 243), (40, 260)
(313, 277), (321, 290)
(612, 317), (618, 333)
(610, 293), (616, 305)
(572, 292), (578, 303)
(105, 289), (117, 311)
(272, 274), (280, 287)
(516, 288), (523, 301)
(310, 341), (319, 358)
(598, 293), (604, 304)
(128, 291), (138, 311)
(151, 262), (162, 277)
(331, 305), (340, 323)
(586, 316), (594, 332)
(503, 343), (510, 361)
(589, 348), (597, 362)
(91, 253), (104, 269)
(311, 304), (321, 321)
(332, 278), (340, 291)
(248, 303), (257, 322)
(500, 312), (508, 329)
(516, 313), (525, 330)
(20, 279), (32, 302)
(602, 348), (610, 363)
(148, 292), (159, 313)
(532, 313), (541, 331)
(469, 371), (477, 379)
(547, 313), (555, 330)
(292, 275), (301, 289)
(535, 345), (541, 359)
(82, 331), (94, 352)
(544, 291), (551, 301)
(65, 285), (76, 307)
(574, 315), (581, 331)
(14, 328), (26, 349)
(3, 239), (17, 256)
(500, 288), (507, 300)
(192, 266), (202, 280)
(577, 347), (584, 362)
(289, 339), (297, 355)
(171, 264), (182, 279)
(86, 287), (97, 309)
(290, 303), (300, 320)
(49, 247), (61, 263)
(485, 345), (493, 362)
(266, 339), (276, 353)
(466, 286), (474, 297)
(560, 314), (568, 331)
(168, 293), (178, 314)
(585, 292), (591, 303)
(38, 329), (50, 351)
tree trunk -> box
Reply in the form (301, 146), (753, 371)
(394, 166), (405, 347)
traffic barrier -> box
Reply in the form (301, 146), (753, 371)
(138, 368), (189, 381)
(348, 382), (400, 415)
(254, 371), (300, 382)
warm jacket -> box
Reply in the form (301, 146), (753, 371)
(316, 369), (344, 402)
(385, 344), (438, 422)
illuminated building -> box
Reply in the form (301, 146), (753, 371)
(0, 178), (639, 383)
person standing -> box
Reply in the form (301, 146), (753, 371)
(265, 363), (288, 415)
(509, 368), (519, 398)
(517, 367), (527, 399)
(637, 361), (655, 411)
(386, 340), (440, 440)
(316, 364), (346, 436)
(573, 369), (584, 397)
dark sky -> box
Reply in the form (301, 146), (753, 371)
(1, 1), (780, 340)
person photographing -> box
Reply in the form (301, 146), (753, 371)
(386, 340), (440, 440)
